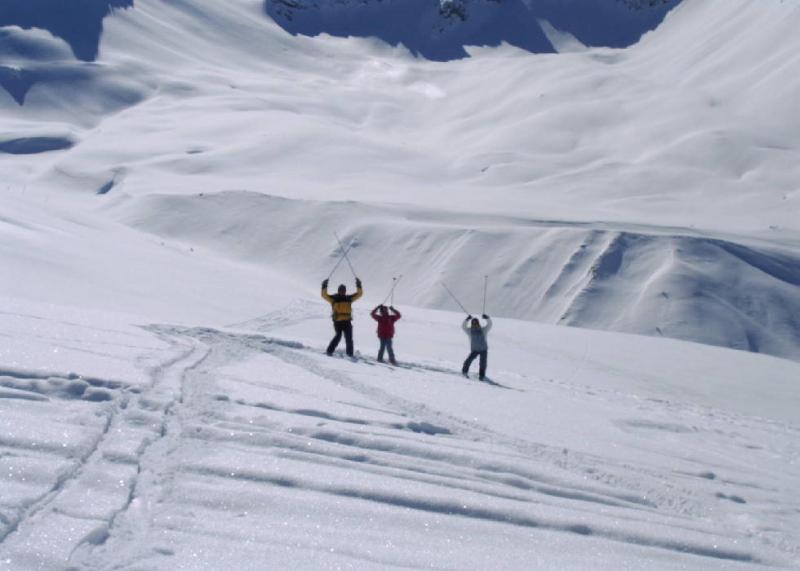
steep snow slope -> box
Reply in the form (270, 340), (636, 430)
(3, 0), (797, 358)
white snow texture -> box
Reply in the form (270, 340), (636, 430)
(1, 0), (799, 569)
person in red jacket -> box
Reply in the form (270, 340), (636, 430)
(370, 305), (401, 364)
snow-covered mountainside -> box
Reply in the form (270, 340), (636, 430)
(265, 0), (679, 60)
(2, 0), (799, 359)
(1, 1), (799, 568)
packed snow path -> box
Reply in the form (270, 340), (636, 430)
(1, 305), (798, 569)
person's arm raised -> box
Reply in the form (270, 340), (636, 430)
(462, 316), (472, 334)
(321, 280), (333, 303)
(351, 278), (364, 301)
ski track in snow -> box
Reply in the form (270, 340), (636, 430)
(3, 304), (796, 569)
(0, 333), (208, 569)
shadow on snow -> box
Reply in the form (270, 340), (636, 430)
(0, 0), (133, 62)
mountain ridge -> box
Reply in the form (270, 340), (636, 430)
(265, 0), (680, 60)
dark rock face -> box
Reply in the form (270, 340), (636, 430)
(264, 0), (681, 61)
(0, 0), (134, 62)
(536, 0), (678, 49)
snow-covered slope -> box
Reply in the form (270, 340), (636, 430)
(120, 191), (800, 359)
(1, 0), (799, 359)
(1, 0), (800, 568)
(1, 286), (799, 569)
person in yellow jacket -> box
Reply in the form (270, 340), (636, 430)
(322, 277), (363, 357)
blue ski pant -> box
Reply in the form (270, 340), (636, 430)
(327, 320), (354, 356)
(378, 338), (395, 362)
(462, 350), (487, 378)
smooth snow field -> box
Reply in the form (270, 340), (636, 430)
(1, 0), (800, 569)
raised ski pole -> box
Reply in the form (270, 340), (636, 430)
(482, 274), (488, 315)
(382, 275), (403, 306)
(441, 282), (470, 315)
(334, 231), (358, 279)
(326, 239), (354, 280)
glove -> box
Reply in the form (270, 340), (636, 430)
(466, 315), (473, 320)
(322, 279), (329, 289)
(355, 278), (362, 288)
(389, 306), (395, 310)
(482, 314), (489, 319)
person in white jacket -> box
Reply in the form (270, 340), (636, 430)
(462, 314), (492, 380)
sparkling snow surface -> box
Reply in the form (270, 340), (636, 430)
(1, 0), (799, 569)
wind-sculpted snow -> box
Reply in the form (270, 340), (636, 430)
(123, 191), (800, 360)
(1, 0), (798, 361)
(0, 13), (148, 110)
(264, 0), (679, 60)
(0, 0), (133, 62)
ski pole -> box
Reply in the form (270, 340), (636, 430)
(334, 231), (358, 279)
(482, 274), (488, 315)
(441, 282), (470, 315)
(326, 239), (354, 280)
(381, 278), (394, 306)
(381, 275), (403, 306)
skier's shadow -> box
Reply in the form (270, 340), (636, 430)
(477, 377), (521, 392)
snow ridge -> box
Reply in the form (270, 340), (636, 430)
(124, 191), (800, 360)
(0, 0), (133, 62)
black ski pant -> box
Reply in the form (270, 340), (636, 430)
(378, 338), (395, 363)
(462, 350), (487, 379)
(327, 320), (354, 356)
